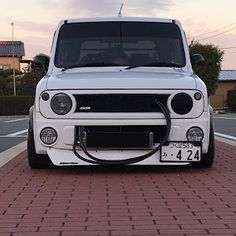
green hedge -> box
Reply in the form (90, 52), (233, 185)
(0, 96), (34, 115)
(227, 89), (236, 111)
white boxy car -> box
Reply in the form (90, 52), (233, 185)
(27, 16), (215, 169)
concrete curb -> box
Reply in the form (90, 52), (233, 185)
(0, 141), (26, 167)
(215, 135), (236, 146)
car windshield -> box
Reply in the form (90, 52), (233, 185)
(55, 21), (186, 69)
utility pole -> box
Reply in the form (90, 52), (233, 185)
(11, 22), (16, 96)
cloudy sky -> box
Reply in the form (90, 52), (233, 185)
(1, 0), (236, 69)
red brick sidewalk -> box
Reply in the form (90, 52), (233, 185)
(0, 140), (236, 236)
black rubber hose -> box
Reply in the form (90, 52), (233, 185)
(73, 101), (171, 165)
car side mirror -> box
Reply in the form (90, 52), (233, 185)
(32, 54), (50, 73)
(191, 53), (204, 71)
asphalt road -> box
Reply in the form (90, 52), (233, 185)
(0, 113), (236, 153)
(214, 113), (236, 138)
(0, 117), (28, 153)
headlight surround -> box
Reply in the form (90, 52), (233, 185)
(51, 93), (72, 115)
(40, 127), (58, 145)
(186, 127), (204, 142)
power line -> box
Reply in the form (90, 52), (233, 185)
(224, 51), (236, 54)
(195, 22), (236, 38)
(220, 46), (236, 50)
(197, 26), (236, 41)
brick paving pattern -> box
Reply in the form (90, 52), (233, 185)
(0, 140), (236, 236)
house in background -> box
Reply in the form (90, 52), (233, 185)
(209, 70), (236, 109)
(0, 41), (25, 70)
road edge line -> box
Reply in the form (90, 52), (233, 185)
(0, 141), (26, 168)
(6, 129), (28, 137)
(5, 118), (29, 123)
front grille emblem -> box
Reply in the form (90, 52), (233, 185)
(79, 106), (91, 111)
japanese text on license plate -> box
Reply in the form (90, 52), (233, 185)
(161, 142), (202, 162)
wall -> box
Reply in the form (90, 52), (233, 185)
(0, 57), (21, 70)
(210, 81), (236, 108)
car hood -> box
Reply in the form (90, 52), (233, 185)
(46, 69), (197, 90)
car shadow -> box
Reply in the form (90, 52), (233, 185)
(49, 164), (211, 175)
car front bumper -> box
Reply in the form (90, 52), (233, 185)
(33, 110), (210, 166)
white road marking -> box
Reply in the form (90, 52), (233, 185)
(6, 129), (28, 137)
(0, 141), (26, 167)
(215, 132), (236, 141)
(5, 118), (29, 123)
(214, 116), (236, 120)
(0, 135), (27, 138)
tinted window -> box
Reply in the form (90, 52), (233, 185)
(55, 21), (186, 68)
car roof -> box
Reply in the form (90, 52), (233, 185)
(57, 16), (178, 27)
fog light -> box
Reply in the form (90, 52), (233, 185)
(40, 127), (57, 145)
(186, 127), (204, 142)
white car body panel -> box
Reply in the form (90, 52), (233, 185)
(31, 16), (212, 166)
(46, 70), (196, 90)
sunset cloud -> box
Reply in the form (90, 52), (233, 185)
(64, 0), (174, 17)
(17, 21), (55, 35)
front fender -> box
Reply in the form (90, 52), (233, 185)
(29, 106), (34, 130)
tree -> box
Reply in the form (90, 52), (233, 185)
(190, 43), (224, 96)
(0, 69), (22, 77)
(0, 76), (9, 95)
(18, 69), (44, 96)
(0, 69), (22, 96)
(0, 68), (44, 96)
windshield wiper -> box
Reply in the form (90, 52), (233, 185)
(125, 62), (183, 70)
(62, 62), (122, 71)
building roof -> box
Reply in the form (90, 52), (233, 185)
(0, 41), (25, 57)
(219, 70), (236, 81)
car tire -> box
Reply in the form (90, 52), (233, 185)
(27, 124), (52, 169)
(192, 118), (215, 168)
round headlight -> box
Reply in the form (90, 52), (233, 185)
(171, 93), (193, 115)
(51, 93), (72, 115)
(40, 127), (57, 145)
(186, 127), (204, 142)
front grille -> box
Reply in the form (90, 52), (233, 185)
(74, 94), (169, 112)
(76, 125), (167, 149)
